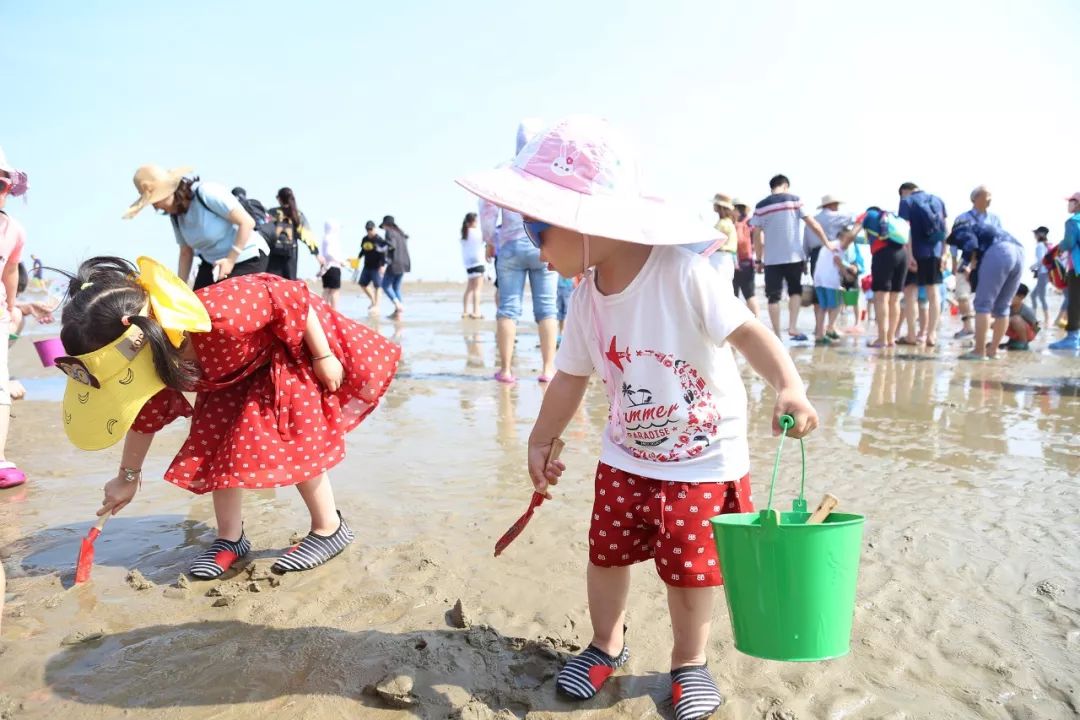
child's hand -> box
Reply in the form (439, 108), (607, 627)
(98, 474), (138, 517)
(527, 438), (566, 499)
(313, 355), (344, 392)
(773, 388), (819, 439)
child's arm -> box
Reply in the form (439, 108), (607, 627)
(728, 320), (819, 438)
(99, 430), (155, 516)
(303, 304), (344, 392)
(527, 371), (589, 498)
(2, 261), (18, 318)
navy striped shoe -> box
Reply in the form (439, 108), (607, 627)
(271, 512), (354, 574)
(189, 534), (251, 580)
(555, 643), (630, 700)
(671, 665), (724, 720)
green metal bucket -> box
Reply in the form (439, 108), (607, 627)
(710, 416), (864, 661)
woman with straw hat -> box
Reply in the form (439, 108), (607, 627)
(123, 165), (270, 290)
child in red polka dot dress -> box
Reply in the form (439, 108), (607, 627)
(56, 257), (399, 579)
(458, 117), (820, 720)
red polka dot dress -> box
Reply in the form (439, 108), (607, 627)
(131, 274), (400, 494)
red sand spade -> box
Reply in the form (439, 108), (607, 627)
(74, 514), (110, 585)
(494, 438), (565, 557)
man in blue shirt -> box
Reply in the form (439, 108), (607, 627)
(950, 186), (1002, 338)
(898, 182), (948, 345)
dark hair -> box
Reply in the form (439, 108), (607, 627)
(277, 187), (301, 228)
(461, 212), (477, 240)
(769, 174), (790, 191)
(17, 262), (27, 295)
(898, 182), (918, 195)
(1016, 283), (1029, 297)
(59, 256), (201, 391)
(170, 177), (197, 217)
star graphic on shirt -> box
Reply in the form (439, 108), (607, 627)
(605, 336), (631, 371)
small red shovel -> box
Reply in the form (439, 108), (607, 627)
(494, 438), (565, 557)
(74, 514), (110, 585)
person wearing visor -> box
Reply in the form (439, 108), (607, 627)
(55, 255), (399, 579)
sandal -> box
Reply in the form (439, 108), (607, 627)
(895, 337), (918, 346)
(556, 643), (630, 700)
(671, 664), (725, 720)
(189, 534), (251, 579)
(0, 463), (26, 490)
(494, 370), (516, 384)
(867, 340), (887, 349)
(271, 512), (354, 574)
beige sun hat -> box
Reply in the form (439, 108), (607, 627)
(817, 194), (844, 208)
(712, 193), (735, 211)
(122, 164), (194, 219)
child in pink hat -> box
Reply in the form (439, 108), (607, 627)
(458, 116), (819, 720)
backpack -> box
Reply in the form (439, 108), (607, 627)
(905, 192), (946, 240)
(269, 208), (300, 257)
(180, 185), (278, 249)
(1044, 244), (1072, 291)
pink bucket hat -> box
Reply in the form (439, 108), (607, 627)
(0, 147), (29, 197)
(456, 115), (719, 247)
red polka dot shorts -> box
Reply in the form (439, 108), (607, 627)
(588, 462), (754, 588)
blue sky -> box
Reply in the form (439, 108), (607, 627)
(4, 0), (1077, 280)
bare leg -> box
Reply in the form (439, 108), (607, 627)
(213, 488), (244, 541)
(462, 282), (471, 317)
(361, 283), (375, 306)
(496, 317), (517, 376)
(746, 295), (760, 317)
(538, 317), (558, 378)
(587, 563), (630, 656)
(0, 406), (10, 463)
(787, 294), (802, 336)
(917, 302), (928, 340)
(901, 285), (918, 341)
(472, 277), (484, 317)
(959, 296), (975, 332)
(295, 472), (340, 535)
(826, 307), (841, 335)
(813, 303), (824, 339)
(887, 292), (903, 346)
(767, 302), (782, 337)
(668, 585), (715, 668)
(926, 285), (941, 343)
(873, 293), (888, 345)
(987, 316), (1009, 358)
(973, 313), (990, 358)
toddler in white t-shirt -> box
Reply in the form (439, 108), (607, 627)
(457, 116), (818, 720)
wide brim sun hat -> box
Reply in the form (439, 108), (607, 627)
(818, 194), (844, 208)
(0, 147), (29, 197)
(122, 164), (194, 219)
(455, 115), (721, 247)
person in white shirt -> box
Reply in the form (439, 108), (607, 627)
(457, 115), (819, 720)
(318, 219), (345, 310)
(460, 212), (486, 318)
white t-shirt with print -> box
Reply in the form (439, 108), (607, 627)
(556, 246), (754, 484)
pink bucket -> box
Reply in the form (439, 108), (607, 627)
(33, 337), (67, 368)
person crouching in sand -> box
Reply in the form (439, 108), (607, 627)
(56, 256), (399, 578)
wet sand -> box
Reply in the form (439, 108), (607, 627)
(1, 283), (1078, 719)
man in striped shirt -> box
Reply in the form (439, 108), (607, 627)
(750, 175), (833, 341)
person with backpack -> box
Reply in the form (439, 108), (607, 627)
(380, 215), (411, 319)
(950, 186), (1002, 338)
(897, 182), (949, 346)
(267, 187), (315, 281)
(731, 199), (758, 316)
(857, 206), (913, 348)
(123, 165), (269, 290)
(948, 222), (1025, 359)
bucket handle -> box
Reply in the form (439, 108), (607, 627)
(763, 415), (807, 519)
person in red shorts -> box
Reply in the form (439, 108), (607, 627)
(55, 256), (399, 579)
(1003, 283), (1040, 350)
(457, 116), (819, 720)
